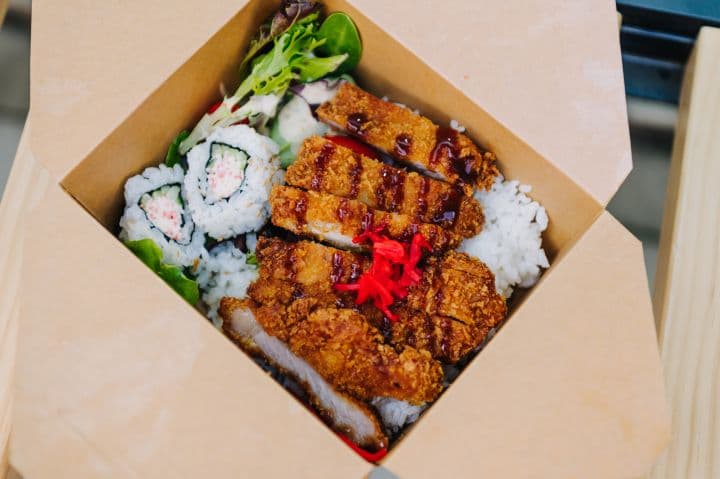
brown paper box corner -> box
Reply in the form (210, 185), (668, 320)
(5, 0), (669, 477)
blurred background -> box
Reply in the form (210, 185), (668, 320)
(0, 0), (694, 287)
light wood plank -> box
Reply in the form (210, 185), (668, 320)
(0, 125), (44, 479)
(650, 26), (720, 479)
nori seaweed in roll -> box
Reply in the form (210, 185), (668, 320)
(119, 164), (205, 267)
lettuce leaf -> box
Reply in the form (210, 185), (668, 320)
(233, 16), (347, 101)
(165, 130), (190, 167)
(125, 239), (200, 305)
(239, 0), (321, 75)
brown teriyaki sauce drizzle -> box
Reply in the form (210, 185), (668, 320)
(292, 196), (308, 228)
(414, 177), (431, 222)
(330, 252), (344, 285)
(377, 165), (406, 212)
(335, 198), (352, 222)
(394, 133), (412, 158)
(432, 183), (465, 226)
(310, 143), (335, 190)
(348, 153), (363, 199)
(361, 211), (375, 232)
(346, 113), (368, 137)
(430, 127), (479, 184)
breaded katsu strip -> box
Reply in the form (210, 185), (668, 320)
(317, 83), (499, 191)
(248, 275), (485, 364)
(219, 297), (388, 450)
(377, 310), (490, 364)
(286, 136), (484, 238)
(250, 237), (505, 362)
(249, 235), (369, 301)
(270, 186), (460, 253)
(406, 250), (507, 327)
(248, 299), (443, 404)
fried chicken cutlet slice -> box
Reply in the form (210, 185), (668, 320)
(406, 250), (507, 327)
(286, 136), (484, 237)
(316, 83), (499, 191)
(250, 237), (506, 363)
(270, 186), (460, 254)
(219, 297), (388, 451)
(249, 299), (443, 405)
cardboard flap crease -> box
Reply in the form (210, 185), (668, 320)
(13, 181), (372, 478)
(5, 0), (669, 477)
(383, 212), (670, 478)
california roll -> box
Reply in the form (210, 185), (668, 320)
(119, 163), (204, 267)
(184, 124), (282, 240)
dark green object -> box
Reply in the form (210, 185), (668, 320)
(317, 12), (362, 74)
(125, 239), (200, 305)
(165, 130), (190, 167)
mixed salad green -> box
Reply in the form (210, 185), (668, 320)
(125, 239), (200, 305)
(137, 0), (363, 306)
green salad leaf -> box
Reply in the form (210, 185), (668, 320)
(239, 0), (321, 75)
(233, 15), (348, 101)
(157, 263), (200, 305)
(165, 130), (190, 167)
(317, 13), (362, 74)
(125, 239), (200, 305)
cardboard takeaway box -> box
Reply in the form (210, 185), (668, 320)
(5, 0), (670, 477)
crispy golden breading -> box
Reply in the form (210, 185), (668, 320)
(251, 301), (443, 404)
(270, 186), (460, 253)
(406, 251), (507, 327)
(375, 310), (489, 364)
(248, 275), (485, 364)
(316, 83), (498, 191)
(219, 297), (388, 451)
(251, 236), (369, 298)
(286, 136), (484, 238)
(250, 237), (505, 363)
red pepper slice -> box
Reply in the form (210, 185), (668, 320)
(207, 100), (224, 114)
(325, 134), (380, 160)
(338, 434), (388, 463)
(231, 117), (250, 126)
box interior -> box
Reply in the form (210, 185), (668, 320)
(58, 0), (604, 462)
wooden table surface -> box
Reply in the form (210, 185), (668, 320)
(649, 26), (720, 479)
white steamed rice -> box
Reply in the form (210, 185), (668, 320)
(119, 163), (205, 267)
(459, 175), (550, 297)
(195, 239), (259, 327)
(371, 398), (426, 434)
(185, 124), (281, 240)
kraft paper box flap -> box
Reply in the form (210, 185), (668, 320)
(383, 212), (670, 478)
(12, 170), (372, 478)
(8, 0), (668, 476)
(29, 0), (630, 205)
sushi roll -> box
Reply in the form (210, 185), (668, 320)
(119, 164), (205, 267)
(184, 125), (282, 240)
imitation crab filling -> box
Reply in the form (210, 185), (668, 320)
(139, 184), (188, 243)
(205, 143), (248, 203)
